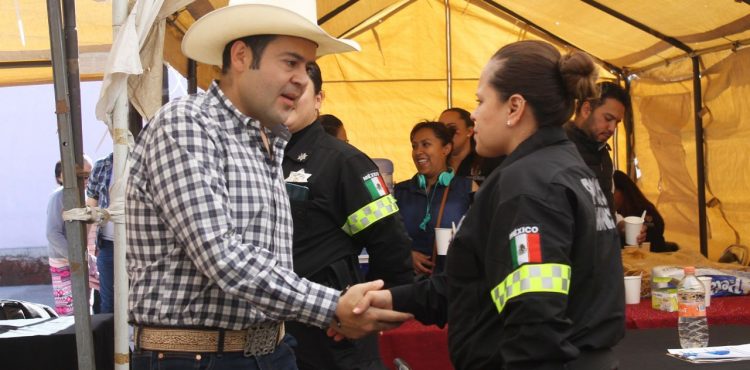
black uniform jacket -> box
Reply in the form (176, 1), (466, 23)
(564, 121), (615, 217)
(283, 122), (412, 287)
(391, 126), (625, 370)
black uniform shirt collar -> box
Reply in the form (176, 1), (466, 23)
(500, 125), (570, 170)
(285, 121), (324, 163)
(564, 121), (611, 152)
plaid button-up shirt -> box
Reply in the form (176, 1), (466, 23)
(127, 82), (340, 330)
(86, 152), (113, 208)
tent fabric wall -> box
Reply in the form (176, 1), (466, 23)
(629, 47), (750, 259)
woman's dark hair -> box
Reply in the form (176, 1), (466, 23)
(306, 61), (323, 95)
(488, 40), (598, 127)
(442, 107), (473, 129)
(410, 121), (455, 147)
(319, 114), (343, 136)
(613, 170), (659, 218)
(221, 35), (277, 74)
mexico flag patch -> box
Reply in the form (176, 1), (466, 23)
(363, 171), (389, 200)
(509, 226), (542, 268)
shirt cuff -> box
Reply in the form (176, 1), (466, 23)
(295, 283), (340, 328)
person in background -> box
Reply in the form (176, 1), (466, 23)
(613, 170), (678, 252)
(564, 82), (645, 243)
(439, 107), (503, 184)
(85, 152), (114, 313)
(126, 2), (411, 369)
(46, 157), (92, 316)
(394, 122), (476, 276)
(319, 113), (348, 142)
(344, 40), (625, 370)
(283, 61), (412, 370)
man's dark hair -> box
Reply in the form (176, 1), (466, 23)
(54, 161), (62, 185)
(319, 114), (343, 136)
(577, 81), (631, 114)
(307, 61), (323, 95)
(221, 35), (277, 74)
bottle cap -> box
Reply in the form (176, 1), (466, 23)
(684, 266), (695, 274)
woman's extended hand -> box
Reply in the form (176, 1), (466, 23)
(412, 250), (434, 275)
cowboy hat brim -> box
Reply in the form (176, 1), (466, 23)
(182, 4), (360, 66)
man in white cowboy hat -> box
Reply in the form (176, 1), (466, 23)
(126, 1), (412, 369)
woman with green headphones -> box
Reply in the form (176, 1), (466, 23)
(393, 121), (478, 276)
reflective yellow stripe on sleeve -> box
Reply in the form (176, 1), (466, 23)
(490, 263), (571, 314)
(341, 194), (399, 236)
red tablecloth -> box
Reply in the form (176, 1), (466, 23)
(379, 296), (750, 370)
(626, 295), (750, 328)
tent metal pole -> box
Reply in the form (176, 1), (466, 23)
(481, 0), (622, 76)
(692, 56), (708, 257)
(188, 59), (197, 94)
(623, 77), (635, 178)
(162, 64), (170, 105)
(444, 0), (452, 108)
(111, 0), (130, 369)
(319, 0), (358, 25)
(46, 1), (96, 368)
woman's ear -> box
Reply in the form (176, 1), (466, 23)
(507, 94), (527, 126)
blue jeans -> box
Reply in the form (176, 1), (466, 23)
(131, 335), (298, 370)
(96, 237), (114, 313)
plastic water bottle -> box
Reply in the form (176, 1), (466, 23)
(678, 266), (709, 348)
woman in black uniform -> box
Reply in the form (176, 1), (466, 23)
(343, 40), (626, 370)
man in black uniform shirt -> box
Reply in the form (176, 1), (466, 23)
(563, 81), (630, 216)
(283, 62), (413, 369)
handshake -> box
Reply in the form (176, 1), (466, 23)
(327, 280), (412, 341)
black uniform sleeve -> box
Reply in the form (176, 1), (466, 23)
(339, 154), (413, 287)
(487, 184), (579, 370)
(390, 273), (447, 327)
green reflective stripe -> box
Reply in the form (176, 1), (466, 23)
(341, 194), (399, 236)
(490, 263), (571, 314)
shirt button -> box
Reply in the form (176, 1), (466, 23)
(195, 354), (202, 360)
(157, 353), (164, 359)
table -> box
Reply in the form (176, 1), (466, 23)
(379, 296), (750, 370)
(627, 296), (750, 329)
(615, 325), (750, 370)
(0, 314), (114, 370)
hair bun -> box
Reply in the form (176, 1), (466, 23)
(558, 50), (599, 102)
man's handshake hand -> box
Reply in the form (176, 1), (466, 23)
(327, 280), (412, 341)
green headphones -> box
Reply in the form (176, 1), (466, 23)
(417, 169), (454, 190)
(418, 169), (454, 231)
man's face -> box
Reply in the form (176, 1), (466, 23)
(438, 110), (473, 153)
(238, 36), (317, 127)
(580, 98), (625, 143)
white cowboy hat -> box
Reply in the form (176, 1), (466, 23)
(182, 0), (360, 66)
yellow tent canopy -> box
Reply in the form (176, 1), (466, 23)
(3, 0), (749, 259)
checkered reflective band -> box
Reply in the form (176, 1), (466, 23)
(341, 194), (399, 236)
(490, 263), (571, 314)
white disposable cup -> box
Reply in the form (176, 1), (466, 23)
(624, 275), (642, 304)
(624, 216), (644, 246)
(698, 276), (712, 307)
(435, 228), (452, 256)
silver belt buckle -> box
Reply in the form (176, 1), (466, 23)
(243, 322), (280, 357)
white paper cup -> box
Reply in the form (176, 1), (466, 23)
(435, 228), (452, 256)
(698, 276), (712, 307)
(624, 275), (642, 304)
(624, 216), (644, 246)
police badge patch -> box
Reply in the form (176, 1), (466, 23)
(509, 225), (542, 268)
(362, 171), (389, 200)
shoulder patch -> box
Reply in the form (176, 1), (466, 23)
(509, 225), (541, 268)
(362, 171), (389, 200)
